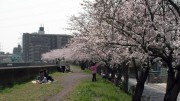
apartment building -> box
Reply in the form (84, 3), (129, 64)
(22, 26), (71, 62)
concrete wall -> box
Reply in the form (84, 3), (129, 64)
(0, 65), (57, 86)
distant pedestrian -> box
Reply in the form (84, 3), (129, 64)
(90, 62), (99, 82)
(56, 58), (61, 72)
(66, 61), (71, 72)
(60, 57), (66, 73)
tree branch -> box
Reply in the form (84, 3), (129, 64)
(167, 0), (180, 16)
(107, 42), (138, 47)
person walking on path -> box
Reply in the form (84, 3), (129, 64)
(90, 62), (99, 82)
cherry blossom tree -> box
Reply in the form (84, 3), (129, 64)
(43, 0), (153, 99)
(42, 0), (180, 100)
(92, 0), (180, 101)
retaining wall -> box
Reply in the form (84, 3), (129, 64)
(0, 65), (57, 86)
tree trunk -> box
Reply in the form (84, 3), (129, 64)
(164, 67), (180, 101)
(115, 64), (122, 86)
(132, 82), (145, 101)
(132, 67), (150, 101)
(164, 69), (175, 101)
(111, 67), (116, 80)
(123, 65), (129, 93)
(132, 58), (150, 101)
(169, 77), (180, 101)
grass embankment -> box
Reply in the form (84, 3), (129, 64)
(65, 70), (131, 101)
(0, 72), (64, 101)
(0, 66), (131, 101)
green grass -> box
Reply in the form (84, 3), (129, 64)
(65, 75), (131, 101)
(82, 68), (92, 74)
(0, 72), (64, 101)
(0, 66), (131, 101)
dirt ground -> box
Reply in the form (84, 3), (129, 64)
(47, 68), (91, 101)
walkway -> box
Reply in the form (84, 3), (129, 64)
(47, 68), (91, 101)
(129, 78), (180, 101)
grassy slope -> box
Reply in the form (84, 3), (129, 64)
(65, 70), (131, 101)
(0, 66), (131, 101)
(0, 72), (64, 101)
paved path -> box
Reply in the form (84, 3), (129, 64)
(47, 68), (91, 101)
(129, 78), (180, 101)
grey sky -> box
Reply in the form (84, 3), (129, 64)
(0, 0), (84, 53)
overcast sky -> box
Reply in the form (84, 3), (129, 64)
(0, 0), (84, 53)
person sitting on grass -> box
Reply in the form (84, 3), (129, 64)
(36, 70), (48, 84)
(101, 71), (106, 79)
(43, 69), (54, 82)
